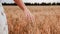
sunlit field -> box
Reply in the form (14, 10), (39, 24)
(3, 6), (60, 34)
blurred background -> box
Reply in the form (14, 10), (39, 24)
(2, 0), (60, 5)
(3, 0), (60, 34)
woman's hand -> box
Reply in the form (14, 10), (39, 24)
(24, 9), (35, 22)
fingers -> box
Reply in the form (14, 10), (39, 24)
(27, 14), (35, 22)
(24, 10), (35, 22)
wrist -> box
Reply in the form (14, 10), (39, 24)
(23, 6), (27, 10)
(24, 8), (29, 12)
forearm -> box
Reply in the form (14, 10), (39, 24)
(14, 0), (27, 11)
(14, 0), (34, 22)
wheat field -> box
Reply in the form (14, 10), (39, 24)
(3, 6), (60, 34)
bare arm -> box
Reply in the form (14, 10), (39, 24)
(14, 0), (35, 21)
(14, 0), (27, 11)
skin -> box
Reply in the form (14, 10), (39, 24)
(13, 0), (36, 34)
(14, 0), (35, 21)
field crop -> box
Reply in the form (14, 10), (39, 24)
(3, 6), (60, 34)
